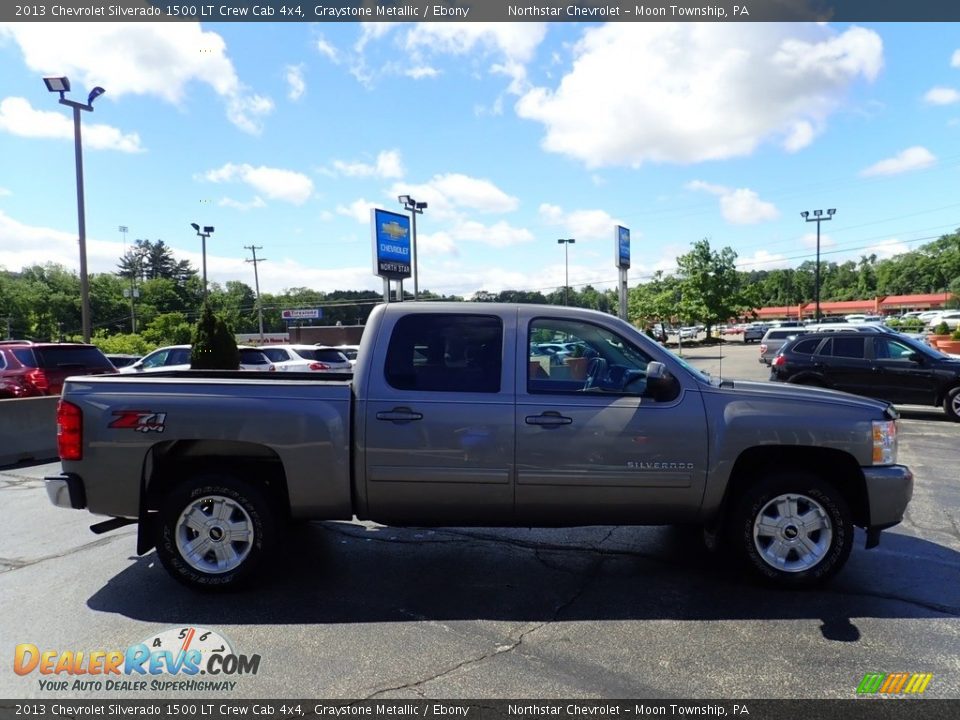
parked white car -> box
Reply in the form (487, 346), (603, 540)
(332, 344), (360, 368)
(118, 345), (275, 373)
(260, 345), (351, 372)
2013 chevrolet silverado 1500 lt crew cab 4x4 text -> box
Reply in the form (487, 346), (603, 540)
(44, 303), (913, 591)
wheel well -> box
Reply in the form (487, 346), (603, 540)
(725, 446), (869, 528)
(145, 440), (290, 516)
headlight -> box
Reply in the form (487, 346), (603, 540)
(872, 419), (898, 465)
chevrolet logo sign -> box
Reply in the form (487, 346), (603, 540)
(381, 221), (408, 240)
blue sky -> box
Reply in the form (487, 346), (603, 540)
(1, 21), (959, 298)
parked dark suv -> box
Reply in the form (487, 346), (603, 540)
(770, 331), (960, 421)
(0, 341), (115, 396)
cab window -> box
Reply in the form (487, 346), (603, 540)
(527, 318), (663, 397)
(385, 314), (502, 393)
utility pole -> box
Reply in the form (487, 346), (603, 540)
(244, 245), (267, 341)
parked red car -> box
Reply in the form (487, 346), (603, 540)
(0, 341), (115, 396)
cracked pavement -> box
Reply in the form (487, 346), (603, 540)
(1, 345), (958, 700)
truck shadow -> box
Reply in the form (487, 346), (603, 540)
(87, 523), (960, 634)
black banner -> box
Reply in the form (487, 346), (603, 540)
(5, 1), (960, 23)
(1, 700), (958, 720)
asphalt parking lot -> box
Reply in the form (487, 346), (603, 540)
(1, 341), (958, 701)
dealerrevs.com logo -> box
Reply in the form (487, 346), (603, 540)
(14, 627), (260, 693)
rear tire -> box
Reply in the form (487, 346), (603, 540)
(728, 471), (853, 588)
(944, 387), (960, 422)
(156, 474), (276, 591)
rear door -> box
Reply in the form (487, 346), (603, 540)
(816, 335), (871, 395)
(361, 310), (516, 525)
(515, 311), (708, 525)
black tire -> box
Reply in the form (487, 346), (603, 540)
(156, 474), (276, 591)
(944, 387), (960, 422)
(728, 471), (853, 588)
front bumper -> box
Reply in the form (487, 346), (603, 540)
(863, 464), (914, 529)
(44, 473), (87, 509)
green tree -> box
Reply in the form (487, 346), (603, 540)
(141, 312), (193, 346)
(191, 303), (239, 369)
(676, 239), (755, 338)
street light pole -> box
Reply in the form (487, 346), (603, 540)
(44, 77), (105, 342)
(800, 208), (836, 321)
(557, 238), (575, 305)
(398, 195), (428, 300)
(191, 223), (215, 300)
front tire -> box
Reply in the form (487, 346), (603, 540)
(944, 386), (960, 422)
(729, 472), (853, 588)
(156, 474), (276, 591)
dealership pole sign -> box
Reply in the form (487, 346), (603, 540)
(615, 225), (630, 321)
(616, 225), (630, 270)
(371, 209), (412, 280)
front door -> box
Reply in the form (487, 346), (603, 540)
(515, 313), (709, 526)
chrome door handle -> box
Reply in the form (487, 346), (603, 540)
(376, 408), (423, 423)
(525, 413), (573, 427)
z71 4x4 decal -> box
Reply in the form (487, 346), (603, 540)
(108, 410), (167, 433)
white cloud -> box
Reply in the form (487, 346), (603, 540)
(719, 189), (780, 225)
(860, 146), (936, 177)
(800, 232), (836, 250)
(865, 238), (910, 260)
(332, 150), (405, 179)
(389, 174), (519, 219)
(286, 64), (306, 101)
(0, 97), (143, 152)
(449, 219), (534, 248)
(952, 49), (960, 68)
(516, 24), (882, 167)
(923, 87), (960, 105)
(336, 198), (377, 224)
(202, 163), (314, 204)
(737, 250), (792, 271)
(316, 36), (340, 63)
(0, 23), (273, 134)
(686, 181), (779, 224)
(406, 66), (440, 80)
(402, 23), (547, 93)
(538, 203), (623, 240)
(0, 187), (12, 197)
(0, 209), (133, 275)
(218, 196), (267, 211)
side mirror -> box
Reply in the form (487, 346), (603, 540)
(647, 361), (668, 382)
(645, 361), (681, 402)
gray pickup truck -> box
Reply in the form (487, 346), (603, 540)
(45, 303), (913, 591)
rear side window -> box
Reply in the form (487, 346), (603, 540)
(385, 314), (502, 393)
(821, 337), (866, 359)
(309, 349), (348, 363)
(239, 349), (271, 365)
(32, 346), (112, 369)
(261, 349), (290, 362)
(11, 348), (38, 367)
(789, 338), (822, 355)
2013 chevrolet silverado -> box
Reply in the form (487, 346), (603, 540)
(45, 303), (913, 590)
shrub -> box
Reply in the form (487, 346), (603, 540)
(952, 327), (960, 341)
(191, 303), (239, 370)
(934, 321), (950, 336)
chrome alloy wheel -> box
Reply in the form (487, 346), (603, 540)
(752, 493), (833, 573)
(175, 495), (254, 574)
